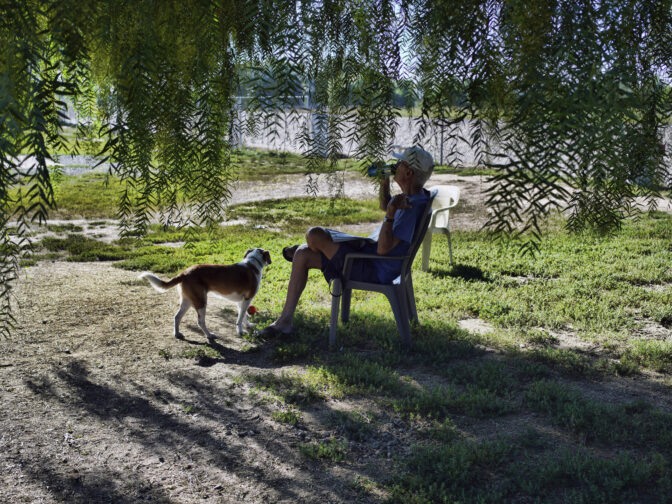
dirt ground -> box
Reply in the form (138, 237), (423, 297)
(3, 261), (390, 503)
(1, 172), (671, 503)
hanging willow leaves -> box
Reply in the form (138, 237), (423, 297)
(1, 0), (671, 336)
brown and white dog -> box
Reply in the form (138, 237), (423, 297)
(139, 248), (271, 341)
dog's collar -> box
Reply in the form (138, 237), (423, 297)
(245, 254), (265, 272)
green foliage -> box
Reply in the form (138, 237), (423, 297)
(299, 438), (348, 462)
(526, 380), (672, 450)
(2, 1), (671, 336)
(226, 197), (380, 233)
(39, 234), (131, 261)
(271, 409), (302, 426)
(327, 410), (375, 442)
(390, 436), (671, 503)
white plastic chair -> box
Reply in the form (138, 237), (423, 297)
(421, 185), (460, 271)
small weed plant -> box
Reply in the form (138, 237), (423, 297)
(299, 438), (348, 462)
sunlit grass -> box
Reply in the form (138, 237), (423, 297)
(10, 172), (125, 220)
(29, 199), (672, 375)
(226, 197), (381, 233)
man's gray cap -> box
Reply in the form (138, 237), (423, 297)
(392, 146), (434, 186)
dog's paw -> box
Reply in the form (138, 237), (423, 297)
(244, 321), (256, 329)
(174, 332), (185, 340)
(236, 325), (247, 336)
(206, 334), (217, 343)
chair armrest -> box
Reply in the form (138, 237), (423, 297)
(429, 206), (454, 228)
(433, 204), (457, 213)
(342, 252), (409, 280)
(343, 252), (408, 261)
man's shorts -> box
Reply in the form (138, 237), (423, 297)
(320, 241), (380, 284)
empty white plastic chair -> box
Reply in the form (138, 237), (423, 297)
(421, 185), (460, 270)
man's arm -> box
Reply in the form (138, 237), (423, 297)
(377, 194), (410, 255)
(379, 176), (391, 211)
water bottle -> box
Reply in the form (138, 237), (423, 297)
(366, 163), (397, 177)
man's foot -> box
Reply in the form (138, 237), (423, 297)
(282, 245), (300, 262)
(257, 323), (294, 337)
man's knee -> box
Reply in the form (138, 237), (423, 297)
(305, 226), (327, 249)
(293, 244), (312, 266)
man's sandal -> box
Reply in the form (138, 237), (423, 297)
(257, 325), (294, 338)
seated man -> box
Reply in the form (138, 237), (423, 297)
(260, 146), (434, 336)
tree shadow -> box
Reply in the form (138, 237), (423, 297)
(17, 307), (672, 503)
(15, 451), (175, 504)
(21, 358), (369, 503)
(427, 263), (489, 282)
(175, 329), (298, 369)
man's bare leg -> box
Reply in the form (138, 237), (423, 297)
(264, 227), (339, 334)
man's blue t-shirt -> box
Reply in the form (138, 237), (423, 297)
(367, 188), (430, 283)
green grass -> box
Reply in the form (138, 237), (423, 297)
(8, 148), (367, 220)
(299, 438), (348, 462)
(40, 234), (132, 261)
(32, 201), (672, 376)
(230, 148), (359, 180)
(327, 410), (375, 442)
(24, 184), (672, 503)
(271, 409), (302, 426)
(525, 380), (672, 449)
(248, 371), (326, 406)
(226, 197), (381, 233)
(45, 223), (84, 233)
(10, 173), (124, 220)
(389, 435), (671, 503)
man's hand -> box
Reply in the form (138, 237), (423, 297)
(377, 193), (409, 255)
(386, 194), (411, 217)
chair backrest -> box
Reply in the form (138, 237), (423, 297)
(399, 189), (437, 279)
(429, 185), (460, 229)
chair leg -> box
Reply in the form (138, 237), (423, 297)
(421, 232), (432, 271)
(387, 287), (412, 349)
(341, 288), (351, 323)
(406, 276), (418, 324)
(445, 226), (453, 265)
(329, 279), (342, 349)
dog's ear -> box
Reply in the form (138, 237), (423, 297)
(262, 250), (271, 265)
(244, 248), (253, 258)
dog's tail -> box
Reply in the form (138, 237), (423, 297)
(138, 272), (183, 292)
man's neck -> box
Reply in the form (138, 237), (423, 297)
(403, 185), (422, 196)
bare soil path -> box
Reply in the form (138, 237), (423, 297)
(2, 261), (394, 503)
(30, 172), (493, 245)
